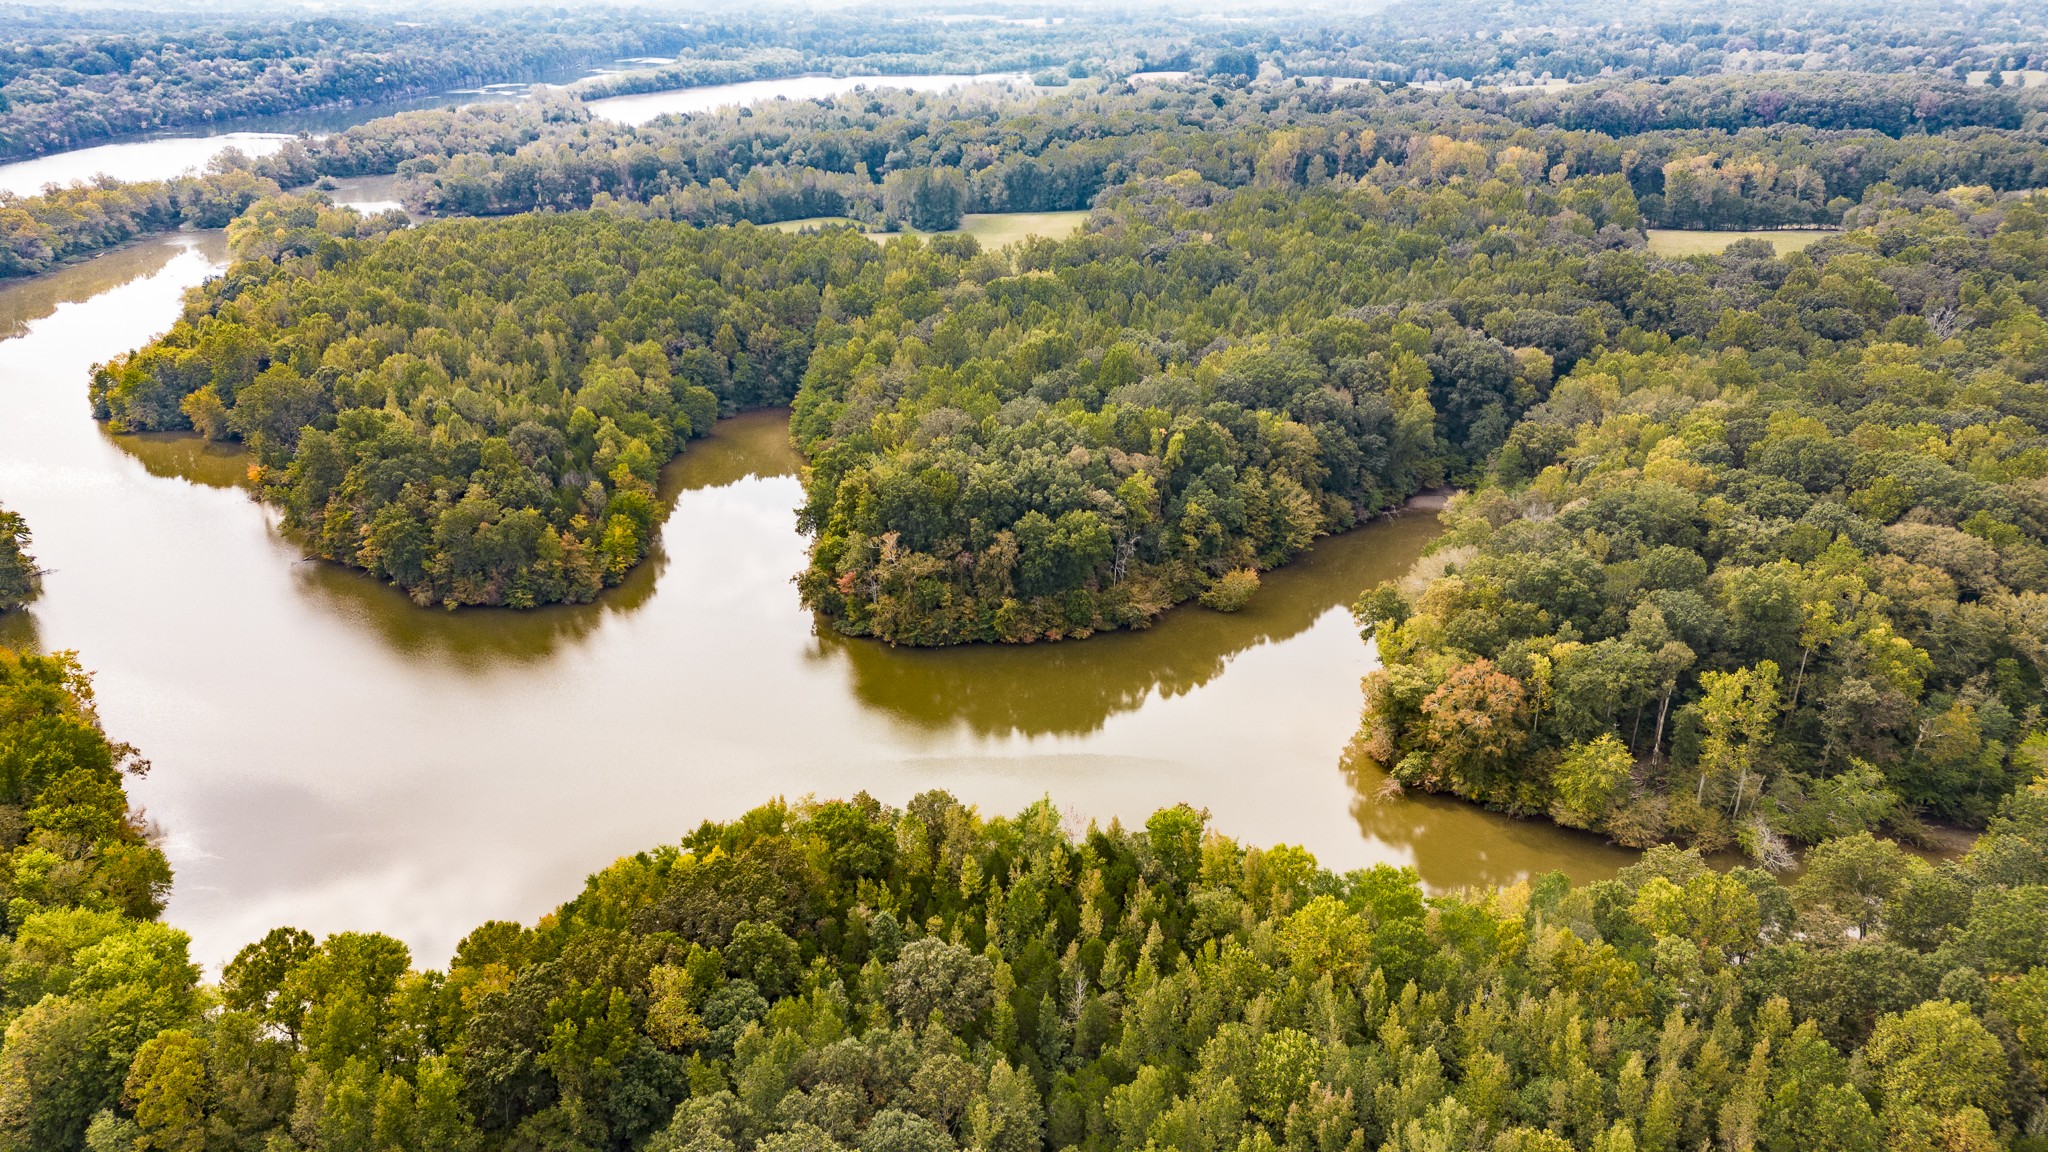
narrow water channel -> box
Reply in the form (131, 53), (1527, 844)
(0, 234), (1631, 968)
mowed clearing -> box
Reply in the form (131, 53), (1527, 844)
(1646, 229), (1835, 257)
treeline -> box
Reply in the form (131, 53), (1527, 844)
(303, 74), (2044, 233)
(0, 3), (1226, 167)
(0, 11), (698, 162)
(0, 646), (178, 1152)
(1475, 72), (2029, 137)
(90, 204), (889, 608)
(1628, 125), (2048, 230)
(1266, 0), (2048, 84)
(8, 66), (2044, 283)
(12, 69), (2031, 284)
(0, 504), (36, 613)
(0, 164), (278, 279)
(572, 52), (811, 103)
(565, 9), (1188, 103)
(10, 758), (2048, 1151)
(1352, 187), (2048, 861)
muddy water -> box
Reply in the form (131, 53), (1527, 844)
(0, 234), (1630, 968)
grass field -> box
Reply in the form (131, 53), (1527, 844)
(1646, 229), (1834, 257)
(1965, 69), (2048, 88)
(767, 210), (1090, 248)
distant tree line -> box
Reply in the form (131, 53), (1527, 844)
(1264, 0), (2048, 85)
(4, 64), (2044, 283)
(316, 73), (2044, 233)
(0, 11), (700, 163)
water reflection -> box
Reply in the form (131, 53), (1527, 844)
(0, 231), (226, 340)
(0, 135), (294, 199)
(321, 174), (412, 218)
(113, 431), (252, 489)
(0, 610), (39, 655)
(1342, 743), (1631, 890)
(101, 410), (802, 671)
(817, 514), (1445, 739)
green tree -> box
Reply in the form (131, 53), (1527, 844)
(1862, 1000), (2007, 1120)
(1553, 734), (1635, 829)
(0, 508), (38, 614)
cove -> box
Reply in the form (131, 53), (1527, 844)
(0, 233), (1631, 969)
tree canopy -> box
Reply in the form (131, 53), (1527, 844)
(92, 208), (886, 607)
(1352, 186), (2048, 853)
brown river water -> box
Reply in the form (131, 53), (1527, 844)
(0, 232), (1630, 968)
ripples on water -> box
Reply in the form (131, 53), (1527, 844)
(0, 233), (1631, 968)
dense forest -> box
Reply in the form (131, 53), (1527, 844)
(787, 170), (1600, 643)
(87, 79), (2048, 656)
(3, 0), (2044, 283)
(0, 2), (1186, 166)
(0, 505), (36, 614)
(62, 2), (2048, 861)
(1263, 0), (2048, 84)
(7, 0), (2043, 173)
(0, 649), (178, 1152)
(88, 150), (1614, 621)
(1, 653), (2045, 1152)
(1349, 185), (2048, 858)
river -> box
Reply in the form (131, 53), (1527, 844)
(0, 233), (1630, 969)
(0, 90), (527, 199)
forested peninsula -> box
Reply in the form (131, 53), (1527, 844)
(1, 648), (2047, 1152)
(93, 208), (875, 607)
